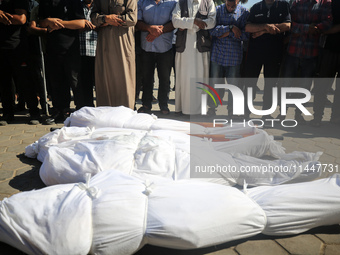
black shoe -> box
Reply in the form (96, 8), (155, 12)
(160, 107), (170, 115)
(137, 106), (151, 114)
(44, 112), (65, 124)
(43, 118), (55, 125)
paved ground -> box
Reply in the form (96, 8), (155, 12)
(0, 77), (340, 254)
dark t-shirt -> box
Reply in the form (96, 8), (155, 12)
(247, 0), (291, 59)
(324, 0), (340, 53)
(0, 0), (29, 50)
(39, 0), (83, 55)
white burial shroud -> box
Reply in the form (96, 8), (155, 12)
(0, 106), (337, 254)
(25, 107), (322, 187)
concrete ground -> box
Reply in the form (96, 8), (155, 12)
(0, 75), (340, 254)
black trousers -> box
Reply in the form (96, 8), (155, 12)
(46, 50), (81, 112)
(244, 55), (281, 113)
(141, 49), (173, 110)
(79, 56), (95, 107)
(0, 47), (39, 117)
(313, 49), (340, 121)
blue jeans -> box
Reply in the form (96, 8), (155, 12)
(209, 61), (240, 111)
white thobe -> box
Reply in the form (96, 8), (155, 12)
(172, 0), (216, 115)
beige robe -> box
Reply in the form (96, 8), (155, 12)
(91, 0), (137, 109)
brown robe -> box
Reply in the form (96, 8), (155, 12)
(91, 0), (137, 109)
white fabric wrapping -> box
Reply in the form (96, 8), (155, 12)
(0, 184), (92, 255)
(247, 174), (340, 235)
(37, 125), (322, 187)
(89, 171), (147, 255)
(0, 170), (267, 254)
(64, 106), (136, 128)
(146, 179), (266, 249)
(211, 129), (285, 158)
(25, 126), (93, 162)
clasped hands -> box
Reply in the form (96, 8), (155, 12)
(252, 24), (280, 38)
(0, 10), (13, 25)
(102, 14), (125, 27)
(146, 25), (164, 42)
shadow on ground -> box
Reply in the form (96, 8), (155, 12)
(8, 154), (46, 192)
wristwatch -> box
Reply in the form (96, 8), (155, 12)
(102, 15), (106, 23)
(229, 25), (233, 31)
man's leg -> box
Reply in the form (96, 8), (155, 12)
(66, 50), (82, 110)
(225, 65), (241, 116)
(80, 56), (95, 107)
(46, 54), (70, 121)
(312, 49), (337, 124)
(263, 61), (280, 113)
(208, 61), (225, 115)
(14, 48), (40, 121)
(330, 53), (340, 123)
(140, 50), (156, 111)
(244, 58), (263, 117)
(0, 50), (15, 123)
(156, 49), (173, 113)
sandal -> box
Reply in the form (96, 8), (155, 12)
(137, 106), (151, 114)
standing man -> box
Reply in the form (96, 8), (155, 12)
(0, 0), (41, 125)
(244, 0), (291, 119)
(39, 0), (89, 122)
(208, 0), (249, 116)
(311, 0), (340, 127)
(136, 0), (177, 115)
(79, 0), (97, 107)
(172, 0), (216, 115)
(91, 0), (137, 109)
(283, 0), (332, 124)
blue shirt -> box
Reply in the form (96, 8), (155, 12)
(138, 0), (177, 53)
(79, 1), (97, 57)
(210, 4), (249, 67)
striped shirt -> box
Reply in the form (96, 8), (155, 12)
(79, 1), (97, 57)
(210, 4), (249, 67)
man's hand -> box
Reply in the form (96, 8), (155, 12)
(252, 30), (266, 38)
(265, 24), (280, 34)
(194, 18), (207, 30)
(231, 25), (241, 39)
(84, 20), (96, 30)
(46, 18), (64, 32)
(105, 14), (125, 26)
(148, 25), (163, 36)
(146, 33), (157, 42)
(0, 10), (13, 25)
(308, 24), (319, 35)
(218, 31), (230, 39)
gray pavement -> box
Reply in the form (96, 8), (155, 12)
(0, 77), (340, 254)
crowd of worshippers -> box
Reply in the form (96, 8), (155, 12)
(0, 0), (339, 127)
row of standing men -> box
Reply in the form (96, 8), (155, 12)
(0, 0), (339, 127)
